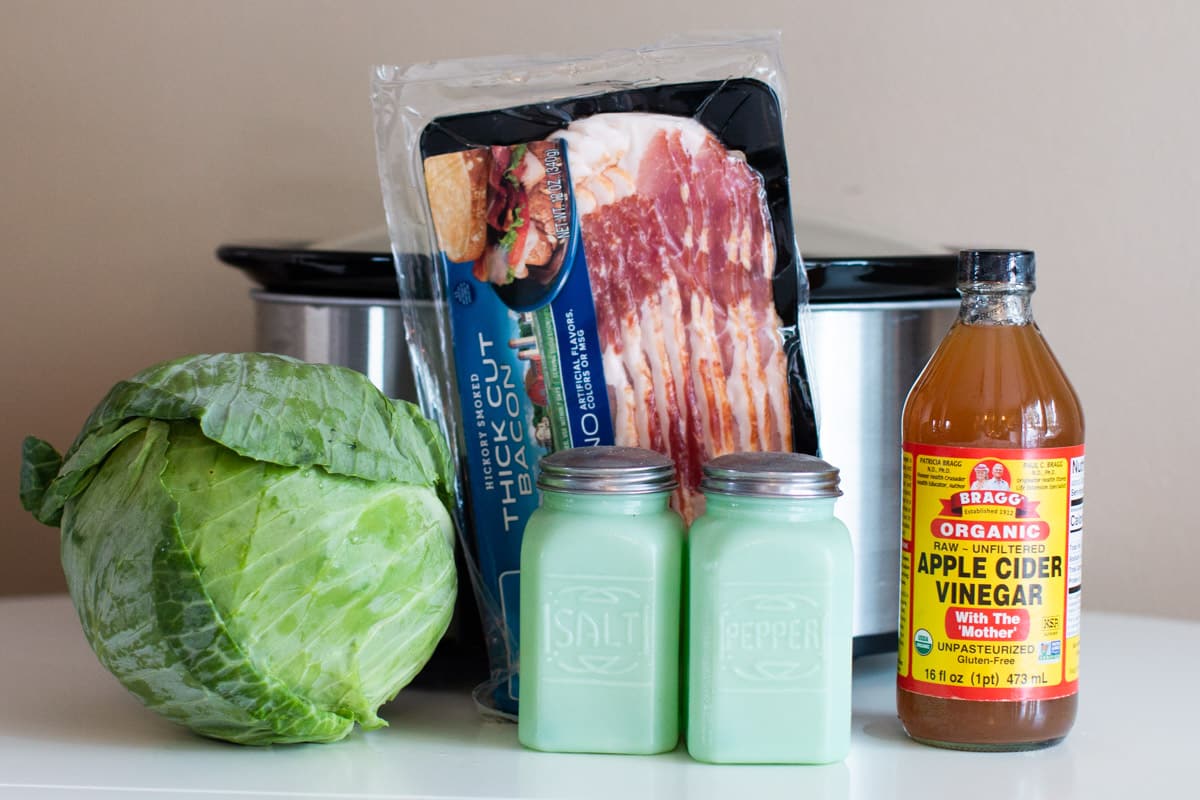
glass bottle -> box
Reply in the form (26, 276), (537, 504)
(517, 446), (684, 755)
(898, 250), (1085, 750)
(687, 452), (853, 764)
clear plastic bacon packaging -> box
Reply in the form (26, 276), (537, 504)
(371, 34), (819, 716)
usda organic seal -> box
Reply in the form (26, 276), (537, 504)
(914, 629), (933, 656)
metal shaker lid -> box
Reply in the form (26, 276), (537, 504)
(537, 446), (678, 495)
(701, 451), (842, 499)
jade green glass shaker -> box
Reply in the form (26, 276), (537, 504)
(687, 452), (853, 764)
(518, 446), (684, 755)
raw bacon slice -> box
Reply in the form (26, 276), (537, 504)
(558, 113), (791, 521)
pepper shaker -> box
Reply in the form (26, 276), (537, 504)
(687, 451), (853, 764)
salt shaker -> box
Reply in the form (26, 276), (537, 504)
(518, 446), (684, 754)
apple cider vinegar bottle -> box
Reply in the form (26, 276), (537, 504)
(898, 250), (1085, 751)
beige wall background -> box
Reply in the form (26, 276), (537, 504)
(2, 1), (1195, 619)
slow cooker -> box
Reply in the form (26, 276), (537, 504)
(803, 255), (958, 653)
(218, 236), (958, 657)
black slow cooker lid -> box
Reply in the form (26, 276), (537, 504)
(218, 242), (957, 303)
(216, 242), (428, 299)
(803, 254), (958, 303)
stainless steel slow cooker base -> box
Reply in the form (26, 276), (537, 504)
(806, 298), (959, 652)
(252, 291), (437, 401)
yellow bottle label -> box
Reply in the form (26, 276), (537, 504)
(898, 444), (1083, 700)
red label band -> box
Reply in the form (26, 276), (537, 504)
(930, 518), (1049, 541)
(944, 607), (1030, 642)
(939, 491), (1040, 517)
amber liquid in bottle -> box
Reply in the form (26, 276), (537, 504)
(898, 261), (1084, 750)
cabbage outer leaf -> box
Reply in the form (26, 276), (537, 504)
(28, 353), (453, 527)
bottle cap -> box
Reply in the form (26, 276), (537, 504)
(958, 250), (1036, 288)
(537, 446), (678, 495)
(701, 451), (842, 499)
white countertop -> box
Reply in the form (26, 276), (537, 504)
(0, 594), (1194, 799)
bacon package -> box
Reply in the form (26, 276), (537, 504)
(372, 36), (819, 715)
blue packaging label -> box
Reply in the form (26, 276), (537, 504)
(444, 275), (544, 582)
(427, 139), (613, 712)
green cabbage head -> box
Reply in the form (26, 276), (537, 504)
(19, 353), (457, 745)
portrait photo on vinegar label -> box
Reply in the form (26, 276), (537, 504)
(898, 444), (1083, 701)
